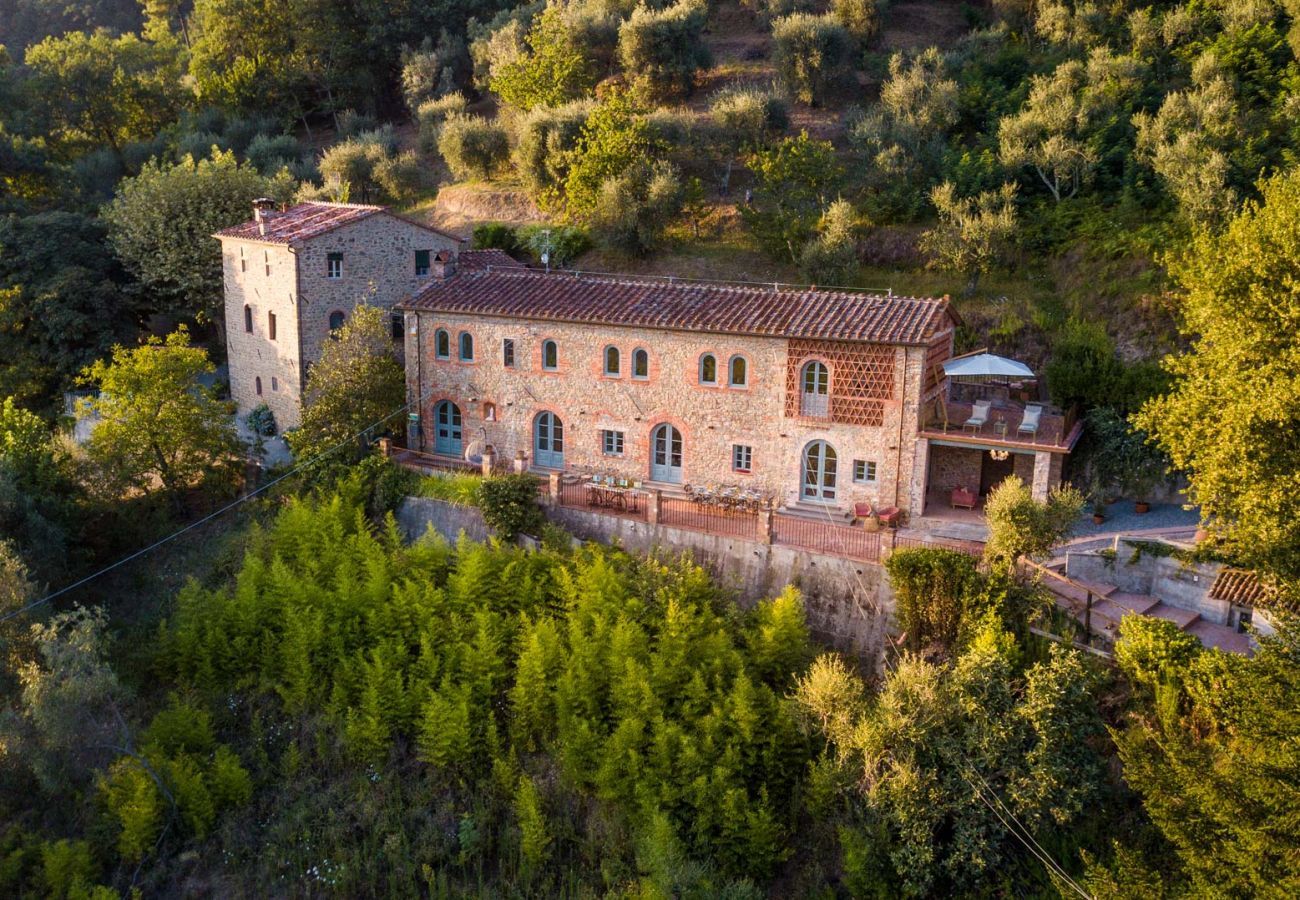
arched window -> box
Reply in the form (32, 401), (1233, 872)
(802, 440), (838, 502)
(435, 329), (450, 359)
(699, 353), (717, 385)
(328, 310), (346, 332)
(533, 411), (564, 468)
(254, 376), (263, 396)
(483, 402), (497, 422)
(800, 360), (829, 416)
(433, 400), (462, 456)
(603, 345), (621, 376)
(243, 305), (253, 333)
(458, 331), (474, 361)
(728, 355), (748, 388)
(632, 348), (649, 379)
(542, 339), (558, 371)
(649, 423), (683, 484)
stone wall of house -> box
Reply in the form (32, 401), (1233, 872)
(221, 213), (460, 430)
(296, 213), (460, 371)
(926, 445), (984, 496)
(221, 240), (301, 429)
(404, 306), (934, 519)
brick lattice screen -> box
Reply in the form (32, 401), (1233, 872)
(785, 340), (895, 426)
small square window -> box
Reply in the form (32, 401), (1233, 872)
(602, 429), (624, 456)
(503, 339), (515, 367)
(415, 249), (431, 277)
(853, 460), (877, 483)
(327, 252), (343, 279)
(732, 444), (753, 473)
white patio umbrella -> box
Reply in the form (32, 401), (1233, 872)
(942, 353), (1035, 381)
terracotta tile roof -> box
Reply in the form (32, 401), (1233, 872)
(1209, 569), (1272, 605)
(458, 249), (519, 271)
(399, 267), (953, 344)
(214, 202), (385, 244)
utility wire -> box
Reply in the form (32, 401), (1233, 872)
(960, 768), (1093, 900)
(1, 390), (432, 626)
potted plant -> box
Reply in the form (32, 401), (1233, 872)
(1092, 499), (1107, 525)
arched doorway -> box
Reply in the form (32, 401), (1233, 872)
(802, 440), (838, 502)
(534, 411), (564, 468)
(434, 400), (462, 456)
(650, 423), (683, 483)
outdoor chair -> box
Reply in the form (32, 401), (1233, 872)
(852, 502), (874, 525)
(963, 400), (991, 433)
(1018, 404), (1043, 438)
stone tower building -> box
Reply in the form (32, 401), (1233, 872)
(215, 200), (460, 429)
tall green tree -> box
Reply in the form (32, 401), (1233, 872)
(102, 150), (295, 328)
(1113, 614), (1300, 897)
(1135, 168), (1300, 595)
(23, 28), (182, 159)
(287, 305), (405, 468)
(0, 211), (137, 411)
(740, 131), (845, 263)
(489, 3), (597, 112)
(78, 329), (240, 503)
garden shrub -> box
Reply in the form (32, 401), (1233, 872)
(473, 222), (522, 254)
(245, 403), (276, 437)
(517, 224), (590, 266)
(884, 547), (982, 652)
(438, 114), (510, 181)
(477, 474), (545, 539)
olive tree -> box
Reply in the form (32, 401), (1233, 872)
(617, 0), (711, 103)
(438, 114), (511, 181)
(771, 13), (854, 106)
(918, 181), (1019, 297)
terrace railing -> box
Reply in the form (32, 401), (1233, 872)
(660, 496), (761, 539)
(772, 513), (882, 562)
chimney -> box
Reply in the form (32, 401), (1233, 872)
(252, 197), (277, 236)
(433, 249), (457, 279)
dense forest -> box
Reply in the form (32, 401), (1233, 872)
(3, 0), (1300, 896)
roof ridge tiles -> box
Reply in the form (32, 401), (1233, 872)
(400, 265), (952, 345)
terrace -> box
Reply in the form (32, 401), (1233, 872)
(920, 398), (1081, 451)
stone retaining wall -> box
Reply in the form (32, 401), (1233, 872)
(395, 496), (895, 667)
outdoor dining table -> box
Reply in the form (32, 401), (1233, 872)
(585, 482), (643, 513)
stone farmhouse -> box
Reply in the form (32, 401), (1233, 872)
(217, 201), (1080, 525)
(215, 200), (461, 428)
(396, 259), (1080, 523)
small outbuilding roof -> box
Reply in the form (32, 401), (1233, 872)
(397, 267), (955, 346)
